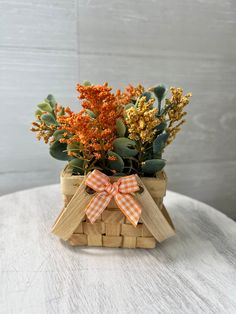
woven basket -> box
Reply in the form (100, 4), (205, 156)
(60, 166), (174, 249)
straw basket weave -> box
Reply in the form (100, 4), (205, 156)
(60, 166), (174, 249)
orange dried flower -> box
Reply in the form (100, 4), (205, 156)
(116, 84), (144, 105)
(108, 155), (117, 161)
(57, 83), (123, 160)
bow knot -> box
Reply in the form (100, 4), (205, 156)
(85, 170), (142, 226)
(104, 181), (119, 196)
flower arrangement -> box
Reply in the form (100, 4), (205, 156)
(31, 82), (191, 177)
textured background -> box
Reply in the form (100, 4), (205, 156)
(0, 0), (236, 219)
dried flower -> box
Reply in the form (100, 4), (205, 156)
(126, 96), (161, 144)
(116, 84), (145, 105)
(30, 118), (56, 144)
(57, 83), (123, 160)
(165, 87), (192, 145)
(107, 155), (117, 161)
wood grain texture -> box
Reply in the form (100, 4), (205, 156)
(52, 177), (93, 240)
(135, 176), (175, 242)
(0, 0), (79, 194)
(0, 185), (236, 313)
(1, 0), (77, 51)
(77, 0), (236, 58)
(1, 0), (236, 221)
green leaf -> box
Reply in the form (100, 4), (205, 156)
(69, 158), (84, 174)
(153, 133), (169, 158)
(46, 94), (56, 108)
(107, 151), (124, 172)
(113, 173), (126, 176)
(116, 118), (126, 137)
(53, 129), (66, 141)
(35, 109), (43, 118)
(112, 137), (138, 157)
(142, 159), (166, 175)
(141, 91), (153, 101)
(86, 109), (96, 118)
(156, 121), (167, 131)
(67, 142), (80, 153)
(37, 99), (53, 113)
(124, 103), (134, 110)
(49, 141), (69, 161)
(153, 84), (167, 103)
(83, 80), (91, 86)
(58, 107), (65, 116)
(41, 113), (57, 126)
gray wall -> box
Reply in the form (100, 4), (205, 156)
(1, 0), (236, 219)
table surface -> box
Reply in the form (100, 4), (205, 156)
(0, 185), (235, 314)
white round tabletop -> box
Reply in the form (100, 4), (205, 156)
(0, 185), (235, 314)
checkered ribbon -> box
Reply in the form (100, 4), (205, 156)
(85, 170), (142, 226)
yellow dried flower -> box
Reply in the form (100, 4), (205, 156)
(31, 118), (56, 144)
(165, 87), (192, 145)
(126, 96), (161, 144)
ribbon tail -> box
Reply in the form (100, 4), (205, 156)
(85, 192), (112, 224)
(115, 193), (142, 227)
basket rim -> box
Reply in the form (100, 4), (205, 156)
(61, 164), (167, 181)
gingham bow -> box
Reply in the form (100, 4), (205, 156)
(85, 170), (142, 226)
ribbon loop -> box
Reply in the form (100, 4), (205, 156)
(85, 170), (142, 226)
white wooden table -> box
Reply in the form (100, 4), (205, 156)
(0, 185), (235, 314)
